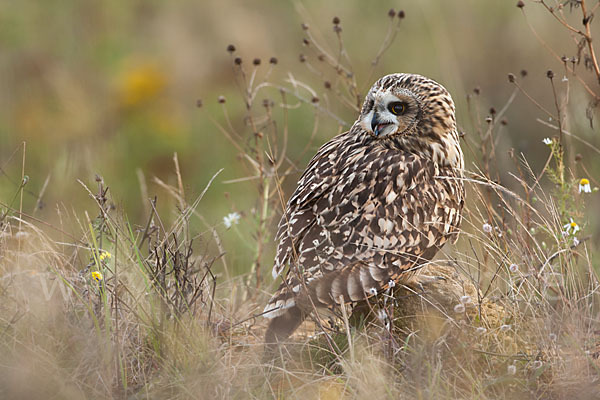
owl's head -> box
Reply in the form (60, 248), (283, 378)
(358, 73), (462, 168)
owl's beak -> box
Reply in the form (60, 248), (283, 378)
(371, 113), (393, 137)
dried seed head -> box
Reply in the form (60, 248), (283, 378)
(575, 153), (583, 162)
(501, 118), (508, 125)
(311, 96), (319, 103)
(317, 54), (325, 62)
(299, 54), (306, 63)
(453, 303), (465, 313)
(269, 57), (278, 65)
(485, 116), (493, 123)
(262, 99), (270, 108)
(303, 38), (310, 46)
(483, 223), (492, 233)
(324, 81), (331, 89)
(490, 107), (496, 115)
(398, 10), (405, 19)
(253, 58), (261, 66)
(196, 99), (203, 108)
(218, 95), (226, 104)
(388, 8), (396, 17)
(520, 69), (528, 77)
(516, 1), (525, 8)
(301, 23), (309, 30)
(508, 73), (516, 83)
(226, 44), (236, 53)
(473, 86), (481, 95)
(234, 57), (242, 65)
(332, 16), (340, 25)
(546, 69), (554, 79)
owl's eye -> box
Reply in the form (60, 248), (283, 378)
(388, 102), (407, 115)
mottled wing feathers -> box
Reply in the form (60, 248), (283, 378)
(264, 130), (464, 317)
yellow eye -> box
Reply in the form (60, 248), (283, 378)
(388, 102), (406, 115)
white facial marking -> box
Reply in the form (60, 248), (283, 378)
(362, 89), (404, 138)
(360, 109), (374, 132)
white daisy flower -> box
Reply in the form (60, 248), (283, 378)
(223, 212), (241, 229)
(563, 218), (580, 235)
(579, 178), (591, 193)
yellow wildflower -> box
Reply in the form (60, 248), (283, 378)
(91, 271), (103, 282)
(119, 63), (167, 107)
(99, 251), (112, 261)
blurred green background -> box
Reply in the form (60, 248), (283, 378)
(2, 0), (599, 276)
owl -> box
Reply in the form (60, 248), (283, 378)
(263, 73), (465, 345)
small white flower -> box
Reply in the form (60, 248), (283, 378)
(500, 324), (512, 332)
(563, 218), (580, 235)
(223, 212), (241, 229)
(532, 360), (543, 369)
(542, 137), (553, 146)
(476, 327), (487, 335)
(507, 364), (517, 375)
(573, 237), (580, 246)
(562, 75), (568, 82)
(369, 287), (377, 295)
(387, 279), (396, 288)
(460, 295), (471, 304)
(377, 309), (388, 321)
(453, 303), (465, 313)
(482, 223), (492, 233)
(579, 178), (591, 194)
(561, 230), (569, 238)
(509, 263), (519, 273)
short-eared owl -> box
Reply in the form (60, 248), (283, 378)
(263, 73), (464, 345)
